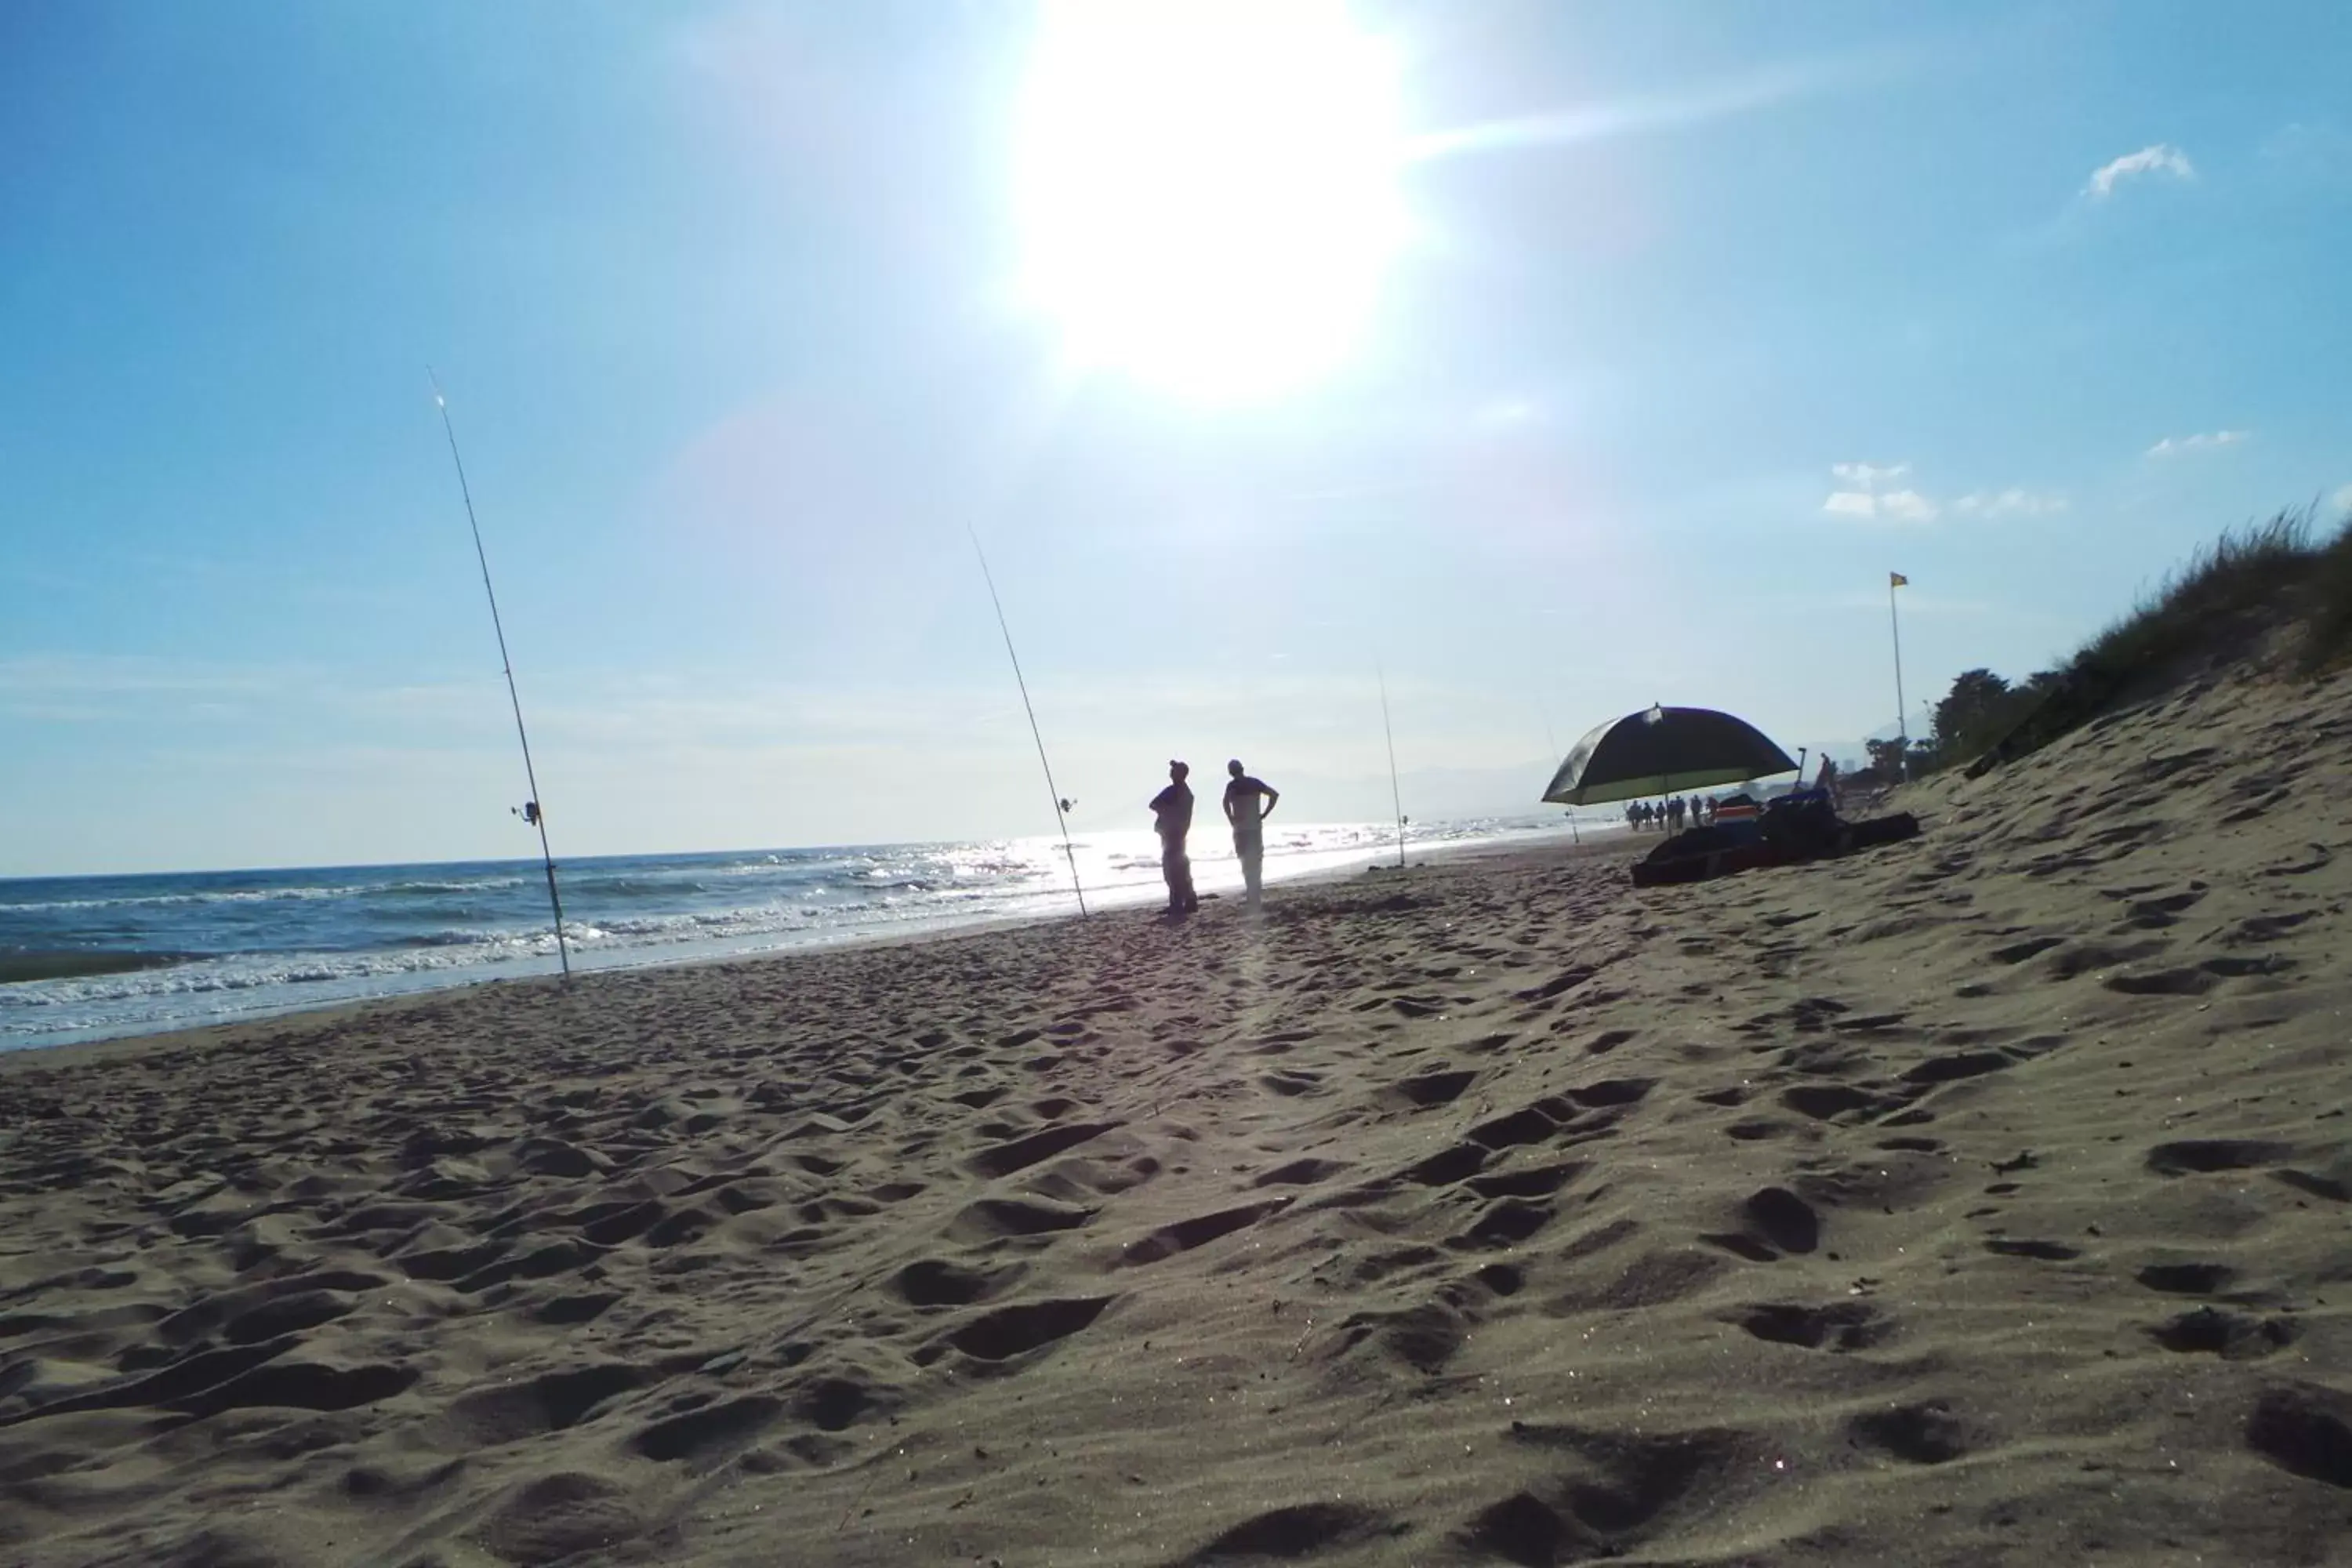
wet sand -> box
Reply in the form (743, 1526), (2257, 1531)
(4, 666), (2351, 1566)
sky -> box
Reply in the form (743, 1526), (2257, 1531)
(4, 0), (2349, 877)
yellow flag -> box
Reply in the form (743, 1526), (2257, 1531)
(1889, 572), (1909, 587)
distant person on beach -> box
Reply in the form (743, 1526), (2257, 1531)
(1223, 760), (1280, 907)
(1669, 796), (1686, 832)
(1149, 760), (1198, 913)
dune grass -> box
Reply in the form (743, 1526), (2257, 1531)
(2297, 507), (2352, 672)
(1967, 504), (2352, 775)
(2071, 508), (2352, 687)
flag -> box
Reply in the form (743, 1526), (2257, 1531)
(1889, 572), (1909, 587)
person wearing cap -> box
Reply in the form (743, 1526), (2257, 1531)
(1223, 759), (1280, 908)
(1149, 760), (1199, 913)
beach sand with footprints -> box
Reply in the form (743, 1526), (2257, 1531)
(5, 663), (2352, 1566)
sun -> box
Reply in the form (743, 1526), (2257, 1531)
(1011, 0), (1408, 399)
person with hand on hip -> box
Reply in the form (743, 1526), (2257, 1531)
(1222, 759), (1279, 908)
(1149, 760), (1199, 914)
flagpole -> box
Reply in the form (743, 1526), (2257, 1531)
(1889, 572), (1908, 780)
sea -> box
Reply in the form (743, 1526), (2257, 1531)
(0, 815), (1590, 1053)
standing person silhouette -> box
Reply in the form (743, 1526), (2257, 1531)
(1223, 759), (1280, 908)
(1149, 761), (1198, 913)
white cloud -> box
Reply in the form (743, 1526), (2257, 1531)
(1876, 489), (1940, 523)
(1822, 465), (2063, 526)
(2146, 430), (2249, 457)
(1951, 488), (2067, 518)
(1820, 461), (1936, 524)
(2088, 143), (2195, 198)
(1820, 488), (1937, 524)
(2333, 483), (2352, 517)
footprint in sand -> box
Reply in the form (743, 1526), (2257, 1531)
(1467, 1105), (1559, 1151)
(632, 1395), (786, 1464)
(2246, 1384), (2352, 1489)
(1327, 1300), (1468, 1374)
(441, 1363), (647, 1446)
(963, 1121), (1121, 1178)
(1385, 1069), (1478, 1109)
(1983, 1238), (2082, 1261)
(1465, 1421), (1752, 1561)
(946, 1196), (1095, 1243)
(1699, 1187), (1820, 1262)
(1465, 1160), (1586, 1200)
(1845, 1400), (1976, 1465)
(938, 1295), (1113, 1361)
(2146, 1139), (2295, 1176)
(1181, 1502), (1401, 1564)
(2136, 1261), (2236, 1295)
(2146, 1306), (2296, 1360)
(890, 1257), (1021, 1308)
(1250, 1157), (1350, 1189)
(1778, 1084), (1890, 1123)
(1120, 1198), (1290, 1265)
(477, 1472), (644, 1566)
(1729, 1301), (1890, 1352)
(1454, 1198), (1555, 1248)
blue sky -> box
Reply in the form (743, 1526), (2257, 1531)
(4, 0), (2348, 876)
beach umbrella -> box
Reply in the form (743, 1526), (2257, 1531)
(1541, 704), (1798, 805)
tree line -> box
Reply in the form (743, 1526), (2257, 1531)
(1852, 666), (2060, 787)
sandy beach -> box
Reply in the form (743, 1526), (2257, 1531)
(5, 664), (2351, 1566)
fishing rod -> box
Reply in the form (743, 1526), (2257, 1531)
(430, 371), (571, 978)
(1376, 656), (1406, 869)
(968, 526), (1087, 916)
(1540, 704), (1577, 843)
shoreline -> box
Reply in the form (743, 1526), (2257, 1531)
(0, 823), (1619, 1073)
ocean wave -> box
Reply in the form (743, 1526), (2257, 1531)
(562, 875), (709, 898)
(379, 877), (528, 897)
(0, 873), (537, 915)
(0, 884), (347, 913)
(1, 818), (1582, 1049)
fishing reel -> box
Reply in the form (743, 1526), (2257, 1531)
(514, 801), (542, 826)
(1058, 798), (1076, 815)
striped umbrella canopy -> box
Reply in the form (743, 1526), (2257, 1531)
(1541, 704), (1798, 806)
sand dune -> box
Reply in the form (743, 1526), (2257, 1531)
(4, 664), (2351, 1566)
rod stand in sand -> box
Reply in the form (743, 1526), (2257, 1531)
(1377, 657), (1406, 869)
(1889, 572), (1909, 782)
(968, 527), (1087, 916)
(431, 371), (571, 978)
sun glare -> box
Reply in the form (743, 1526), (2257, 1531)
(1012, 0), (1407, 399)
